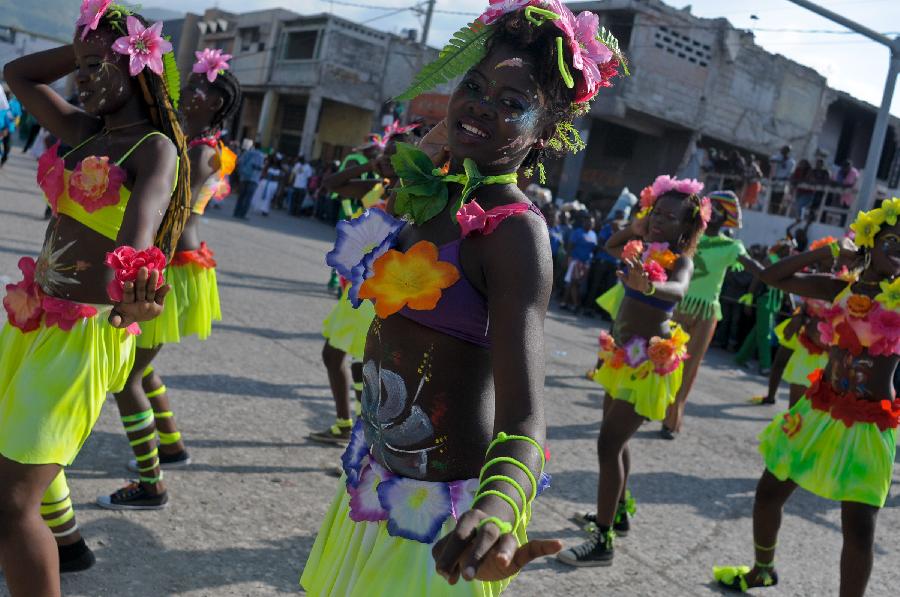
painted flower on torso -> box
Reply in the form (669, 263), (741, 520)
(76, 0), (112, 41)
(112, 17), (173, 76)
(69, 156), (127, 213)
(3, 257), (44, 333)
(358, 241), (460, 318)
(37, 141), (65, 214)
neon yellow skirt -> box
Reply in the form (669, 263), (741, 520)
(593, 359), (684, 421)
(596, 283), (625, 319)
(782, 345), (827, 387)
(758, 396), (896, 507)
(773, 319), (799, 350)
(322, 288), (375, 359)
(0, 312), (135, 465)
(137, 262), (222, 349)
(300, 480), (527, 596)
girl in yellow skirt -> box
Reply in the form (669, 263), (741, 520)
(0, 5), (190, 594)
(97, 50), (239, 510)
(558, 175), (710, 567)
(714, 202), (900, 595)
(301, 2), (628, 593)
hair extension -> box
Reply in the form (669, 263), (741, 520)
(207, 70), (242, 133)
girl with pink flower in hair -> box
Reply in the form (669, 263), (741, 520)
(558, 175), (710, 567)
(0, 3), (190, 592)
(301, 1), (626, 594)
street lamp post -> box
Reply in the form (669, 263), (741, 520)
(786, 0), (900, 211)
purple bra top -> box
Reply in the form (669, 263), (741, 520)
(398, 202), (544, 348)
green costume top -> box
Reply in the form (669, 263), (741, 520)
(332, 152), (370, 220)
(677, 234), (747, 321)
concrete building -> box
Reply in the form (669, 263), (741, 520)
(0, 26), (66, 93)
(167, 8), (435, 162)
(556, 0), (899, 243)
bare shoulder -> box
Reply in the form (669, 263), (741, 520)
(133, 132), (177, 173)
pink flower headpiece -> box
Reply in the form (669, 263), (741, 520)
(636, 174), (707, 221)
(76, 0), (113, 41)
(111, 16), (172, 77)
(476, 0), (624, 104)
(193, 48), (232, 83)
(369, 120), (421, 150)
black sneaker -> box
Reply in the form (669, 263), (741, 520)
(572, 504), (632, 537)
(59, 538), (95, 573)
(96, 482), (168, 511)
(127, 450), (191, 472)
(557, 527), (614, 567)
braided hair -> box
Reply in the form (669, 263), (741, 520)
(99, 9), (191, 262)
(656, 191), (707, 258)
(206, 70), (242, 133)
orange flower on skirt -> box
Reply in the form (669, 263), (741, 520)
(359, 240), (460, 318)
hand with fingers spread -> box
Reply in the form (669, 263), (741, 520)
(432, 508), (561, 584)
(108, 267), (170, 328)
(617, 256), (652, 294)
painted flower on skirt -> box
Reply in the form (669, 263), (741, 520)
(781, 412), (803, 438)
(69, 156), (127, 213)
(553, 7), (615, 102)
(876, 278), (900, 311)
(849, 210), (881, 248)
(111, 17), (173, 77)
(347, 460), (393, 523)
(326, 208), (405, 307)
(76, 0), (113, 41)
(341, 420), (371, 488)
(377, 475), (453, 543)
(3, 257), (44, 333)
(621, 239), (643, 262)
(105, 245), (167, 302)
(358, 241), (460, 318)
(622, 335), (648, 368)
(193, 48), (232, 83)
(37, 141), (65, 214)
(41, 296), (98, 331)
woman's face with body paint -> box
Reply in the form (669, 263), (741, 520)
(180, 73), (225, 136)
(73, 29), (136, 116)
(445, 44), (549, 173)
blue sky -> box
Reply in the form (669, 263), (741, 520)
(169, 0), (900, 115)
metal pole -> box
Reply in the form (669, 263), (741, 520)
(786, 0), (900, 212)
(421, 0), (436, 46)
(858, 52), (899, 209)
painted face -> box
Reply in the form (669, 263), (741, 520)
(445, 44), (548, 172)
(73, 29), (135, 116)
(647, 193), (693, 245)
(870, 224), (900, 278)
(180, 73), (225, 135)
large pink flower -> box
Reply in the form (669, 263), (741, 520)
(37, 141), (65, 215)
(644, 259), (667, 282)
(75, 0), (112, 41)
(3, 258), (44, 333)
(553, 6), (614, 103)
(112, 16), (172, 76)
(69, 156), (127, 212)
(192, 48), (232, 83)
(478, 0), (535, 24)
(41, 296), (97, 331)
(456, 200), (531, 237)
(105, 245), (167, 302)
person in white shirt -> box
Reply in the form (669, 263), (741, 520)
(287, 156), (314, 215)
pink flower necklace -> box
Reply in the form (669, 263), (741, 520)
(189, 131), (222, 149)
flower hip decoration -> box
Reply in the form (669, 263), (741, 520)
(596, 326), (689, 376)
(37, 141), (65, 215)
(105, 245), (167, 302)
(112, 16), (173, 76)
(76, 0), (113, 41)
(193, 48), (232, 83)
(325, 208), (405, 307)
(68, 156), (127, 212)
(358, 241), (460, 318)
(3, 258), (45, 333)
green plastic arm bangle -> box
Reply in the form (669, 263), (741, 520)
(486, 432), (546, 471)
(477, 516), (513, 535)
(477, 474), (527, 514)
(480, 456), (538, 502)
(472, 490), (521, 528)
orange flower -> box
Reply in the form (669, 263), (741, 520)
(847, 294), (874, 319)
(647, 339), (675, 366)
(358, 240), (460, 318)
(649, 248), (678, 270)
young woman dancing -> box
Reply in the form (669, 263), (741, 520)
(661, 190), (759, 438)
(558, 175), (709, 566)
(300, 2), (626, 593)
(0, 3), (189, 593)
(100, 49), (240, 508)
(714, 203), (900, 596)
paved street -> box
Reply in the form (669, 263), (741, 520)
(0, 150), (897, 597)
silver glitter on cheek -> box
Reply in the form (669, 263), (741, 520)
(98, 98), (107, 107)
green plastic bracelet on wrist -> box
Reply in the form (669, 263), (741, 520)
(472, 490), (521, 528)
(477, 516), (513, 535)
(480, 457), (538, 502)
(828, 241), (840, 260)
(486, 432), (546, 471)
(477, 475), (527, 514)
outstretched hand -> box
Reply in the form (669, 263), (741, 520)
(108, 267), (170, 328)
(432, 509), (562, 584)
(617, 257), (652, 293)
